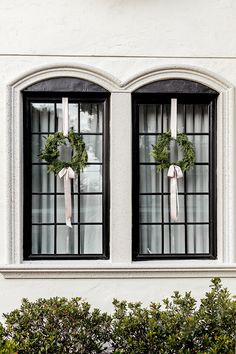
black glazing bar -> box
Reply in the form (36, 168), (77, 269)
(184, 104), (188, 254)
(78, 102), (81, 254)
(33, 192), (103, 195)
(138, 132), (209, 136)
(54, 103), (57, 254)
(140, 222), (209, 225)
(192, 104), (197, 253)
(139, 162), (209, 166)
(32, 132), (103, 136)
(139, 192), (209, 196)
(32, 222), (103, 226)
(161, 104), (164, 254)
(100, 102), (105, 255)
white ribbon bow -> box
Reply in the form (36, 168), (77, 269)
(167, 164), (183, 221)
(58, 167), (75, 228)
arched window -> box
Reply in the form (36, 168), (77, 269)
(23, 77), (110, 260)
(132, 79), (218, 260)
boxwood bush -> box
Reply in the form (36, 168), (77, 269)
(1, 278), (235, 353)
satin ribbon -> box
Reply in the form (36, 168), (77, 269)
(170, 98), (177, 139)
(167, 165), (183, 221)
(58, 167), (75, 228)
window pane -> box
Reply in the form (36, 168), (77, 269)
(80, 195), (102, 222)
(164, 195), (185, 222)
(80, 103), (103, 133)
(139, 195), (162, 223)
(139, 225), (162, 254)
(32, 225), (54, 254)
(187, 195), (209, 222)
(57, 195), (78, 223)
(186, 104), (209, 133)
(80, 225), (102, 254)
(32, 165), (54, 193)
(187, 225), (209, 254)
(32, 195), (54, 223)
(139, 104), (162, 133)
(56, 225), (78, 254)
(164, 225), (185, 254)
(186, 165), (208, 193)
(140, 165), (161, 193)
(162, 104), (171, 131)
(32, 134), (48, 163)
(80, 165), (103, 193)
(31, 103), (55, 133)
(139, 135), (159, 163)
(83, 135), (102, 162)
(188, 135), (209, 163)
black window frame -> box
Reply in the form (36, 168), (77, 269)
(23, 78), (110, 260)
(132, 79), (218, 261)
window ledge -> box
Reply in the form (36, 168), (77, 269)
(1, 262), (236, 279)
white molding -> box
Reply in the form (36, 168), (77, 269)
(122, 65), (233, 91)
(1, 265), (236, 279)
(8, 64), (122, 92)
(5, 63), (236, 270)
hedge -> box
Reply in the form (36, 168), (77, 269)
(0, 278), (235, 353)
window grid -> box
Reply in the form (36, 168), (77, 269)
(132, 96), (217, 260)
(23, 96), (109, 260)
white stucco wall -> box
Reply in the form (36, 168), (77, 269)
(0, 0), (236, 314)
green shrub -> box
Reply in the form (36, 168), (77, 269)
(0, 322), (17, 354)
(110, 278), (236, 354)
(1, 278), (236, 354)
(4, 297), (111, 354)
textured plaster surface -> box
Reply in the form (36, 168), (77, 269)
(0, 0), (235, 313)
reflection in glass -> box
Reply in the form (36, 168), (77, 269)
(139, 104), (162, 133)
(80, 103), (103, 133)
(187, 225), (209, 254)
(31, 103), (55, 133)
(187, 195), (209, 222)
(32, 225), (54, 254)
(80, 165), (102, 193)
(80, 195), (102, 222)
(188, 135), (209, 162)
(57, 225), (78, 254)
(187, 165), (208, 193)
(164, 225), (185, 254)
(80, 225), (102, 254)
(139, 135), (159, 163)
(32, 135), (48, 163)
(139, 195), (162, 223)
(139, 165), (161, 193)
(32, 165), (54, 193)
(32, 195), (54, 223)
(83, 135), (102, 162)
(139, 225), (162, 254)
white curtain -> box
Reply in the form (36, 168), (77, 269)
(139, 103), (209, 255)
(31, 102), (103, 255)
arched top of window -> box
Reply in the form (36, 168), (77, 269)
(134, 79), (218, 94)
(23, 77), (109, 93)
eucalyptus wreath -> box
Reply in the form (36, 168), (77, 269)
(151, 130), (195, 172)
(39, 128), (88, 174)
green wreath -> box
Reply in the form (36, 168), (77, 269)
(151, 130), (195, 172)
(39, 128), (88, 174)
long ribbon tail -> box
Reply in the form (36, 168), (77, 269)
(59, 167), (75, 228)
(168, 165), (183, 222)
(170, 175), (178, 221)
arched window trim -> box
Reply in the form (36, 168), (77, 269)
(2, 64), (235, 277)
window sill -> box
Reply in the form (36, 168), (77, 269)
(0, 261), (236, 279)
